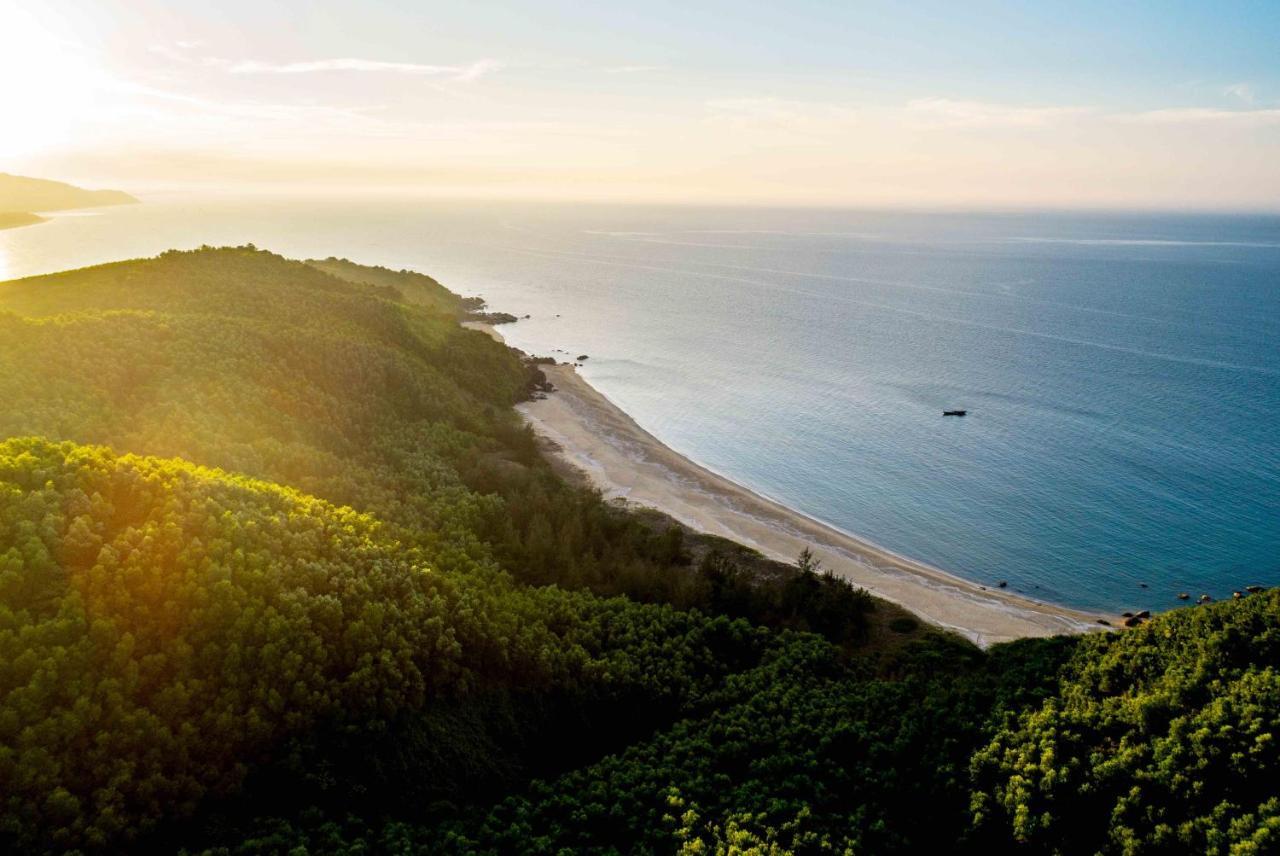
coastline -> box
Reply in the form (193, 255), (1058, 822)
(469, 322), (1109, 647)
(0, 212), (46, 231)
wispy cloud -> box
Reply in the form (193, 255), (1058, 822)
(105, 79), (385, 124)
(706, 97), (859, 125)
(147, 42), (501, 82)
(227, 57), (500, 81)
(904, 98), (1091, 128)
(1123, 107), (1280, 126)
(705, 94), (1280, 137)
(1224, 83), (1256, 105)
(148, 42), (201, 63)
(603, 65), (666, 74)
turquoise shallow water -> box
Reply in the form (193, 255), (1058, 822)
(2, 196), (1278, 613)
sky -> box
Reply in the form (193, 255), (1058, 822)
(3, 0), (1279, 209)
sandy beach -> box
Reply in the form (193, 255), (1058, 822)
(505, 352), (1109, 647)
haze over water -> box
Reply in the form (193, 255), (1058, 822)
(3, 197), (1277, 613)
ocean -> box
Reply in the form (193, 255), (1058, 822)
(2, 195), (1277, 614)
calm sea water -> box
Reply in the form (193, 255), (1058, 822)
(2, 196), (1278, 613)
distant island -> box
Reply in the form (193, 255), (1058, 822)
(0, 172), (138, 230)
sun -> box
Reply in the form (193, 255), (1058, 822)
(0, 9), (102, 159)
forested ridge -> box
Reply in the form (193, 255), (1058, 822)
(0, 247), (1275, 854)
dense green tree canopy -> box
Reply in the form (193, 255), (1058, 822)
(0, 247), (1275, 854)
(971, 591), (1280, 855)
(0, 437), (771, 850)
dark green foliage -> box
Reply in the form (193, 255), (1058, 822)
(187, 633), (1081, 855)
(889, 616), (919, 633)
(0, 248), (871, 648)
(1, 247), (1275, 855)
(694, 547), (875, 647)
(303, 256), (479, 315)
(0, 249), (875, 851)
(0, 438), (771, 851)
(971, 592), (1280, 855)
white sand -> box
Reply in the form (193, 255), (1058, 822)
(468, 322), (1109, 646)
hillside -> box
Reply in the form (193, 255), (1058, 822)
(304, 256), (482, 315)
(0, 247), (1276, 854)
(0, 173), (137, 213)
(0, 211), (45, 230)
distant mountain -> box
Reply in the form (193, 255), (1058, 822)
(0, 172), (138, 213)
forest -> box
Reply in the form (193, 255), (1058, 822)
(0, 246), (1276, 854)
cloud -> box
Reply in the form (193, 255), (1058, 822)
(904, 98), (1091, 128)
(1123, 107), (1280, 126)
(603, 65), (665, 74)
(146, 42), (500, 82)
(705, 97), (858, 125)
(227, 57), (501, 80)
(148, 43), (197, 63)
(1224, 83), (1255, 104)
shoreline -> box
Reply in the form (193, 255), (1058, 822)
(0, 212), (46, 231)
(468, 321), (1109, 647)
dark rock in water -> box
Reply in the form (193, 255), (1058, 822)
(466, 311), (519, 324)
(997, 580), (1007, 588)
(1246, 585), (1264, 594)
(1233, 591), (1244, 599)
(1135, 610), (1150, 619)
(577, 354), (589, 361)
(1138, 582), (1148, 588)
(1097, 619), (1111, 626)
(1177, 593), (1190, 600)
(1122, 611), (1134, 618)
(1199, 594), (1213, 603)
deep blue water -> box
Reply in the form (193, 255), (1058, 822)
(2, 198), (1278, 613)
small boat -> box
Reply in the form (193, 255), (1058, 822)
(943, 409), (967, 417)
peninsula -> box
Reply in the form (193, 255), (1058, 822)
(0, 172), (138, 230)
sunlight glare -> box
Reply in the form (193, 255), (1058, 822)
(0, 10), (100, 158)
